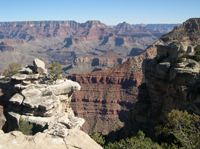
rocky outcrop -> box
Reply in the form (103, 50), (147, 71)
(0, 129), (102, 149)
(124, 18), (200, 140)
(161, 18), (200, 43)
(68, 40), (160, 135)
(0, 59), (87, 140)
(0, 58), (103, 148)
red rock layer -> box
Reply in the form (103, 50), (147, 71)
(68, 41), (160, 135)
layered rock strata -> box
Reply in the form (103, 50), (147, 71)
(68, 40), (161, 135)
(124, 18), (200, 139)
(0, 59), (86, 139)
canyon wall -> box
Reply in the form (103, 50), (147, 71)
(124, 18), (200, 139)
(68, 40), (161, 135)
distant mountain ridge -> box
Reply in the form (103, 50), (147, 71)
(132, 23), (181, 33)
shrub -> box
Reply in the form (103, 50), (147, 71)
(193, 55), (200, 62)
(194, 46), (200, 55)
(104, 130), (162, 149)
(15, 117), (33, 135)
(175, 57), (183, 63)
(182, 53), (190, 58)
(48, 62), (64, 80)
(90, 131), (105, 146)
(176, 41), (181, 45)
(187, 62), (196, 68)
(191, 42), (196, 46)
(155, 110), (200, 149)
(3, 62), (21, 78)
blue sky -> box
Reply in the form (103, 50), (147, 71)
(1, 0), (200, 25)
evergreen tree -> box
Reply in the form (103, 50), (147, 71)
(48, 62), (64, 80)
(3, 62), (21, 78)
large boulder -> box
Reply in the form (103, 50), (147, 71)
(33, 59), (47, 74)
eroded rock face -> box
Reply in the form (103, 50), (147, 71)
(124, 19), (200, 139)
(0, 59), (85, 139)
(0, 129), (102, 149)
(68, 40), (160, 135)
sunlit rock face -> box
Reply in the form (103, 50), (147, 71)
(0, 59), (84, 138)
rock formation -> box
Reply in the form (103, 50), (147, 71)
(68, 40), (161, 135)
(0, 59), (102, 148)
(124, 18), (200, 139)
(0, 129), (102, 149)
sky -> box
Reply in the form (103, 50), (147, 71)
(0, 0), (200, 25)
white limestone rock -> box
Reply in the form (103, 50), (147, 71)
(58, 115), (85, 130)
(33, 59), (47, 74)
(0, 130), (103, 149)
(9, 93), (24, 105)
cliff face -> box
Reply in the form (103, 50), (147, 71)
(68, 40), (160, 135)
(0, 21), (79, 39)
(124, 18), (200, 139)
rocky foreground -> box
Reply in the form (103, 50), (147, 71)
(0, 59), (102, 149)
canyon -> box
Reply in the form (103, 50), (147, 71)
(0, 20), (174, 75)
(67, 18), (200, 136)
(0, 20), (182, 137)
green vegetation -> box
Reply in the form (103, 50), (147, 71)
(155, 110), (200, 149)
(175, 57), (183, 63)
(176, 41), (181, 45)
(187, 62), (196, 68)
(90, 131), (105, 146)
(15, 117), (33, 135)
(48, 62), (64, 80)
(104, 131), (162, 149)
(182, 53), (190, 58)
(194, 46), (200, 55)
(193, 55), (200, 62)
(91, 110), (200, 149)
(191, 43), (196, 46)
(3, 62), (21, 78)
